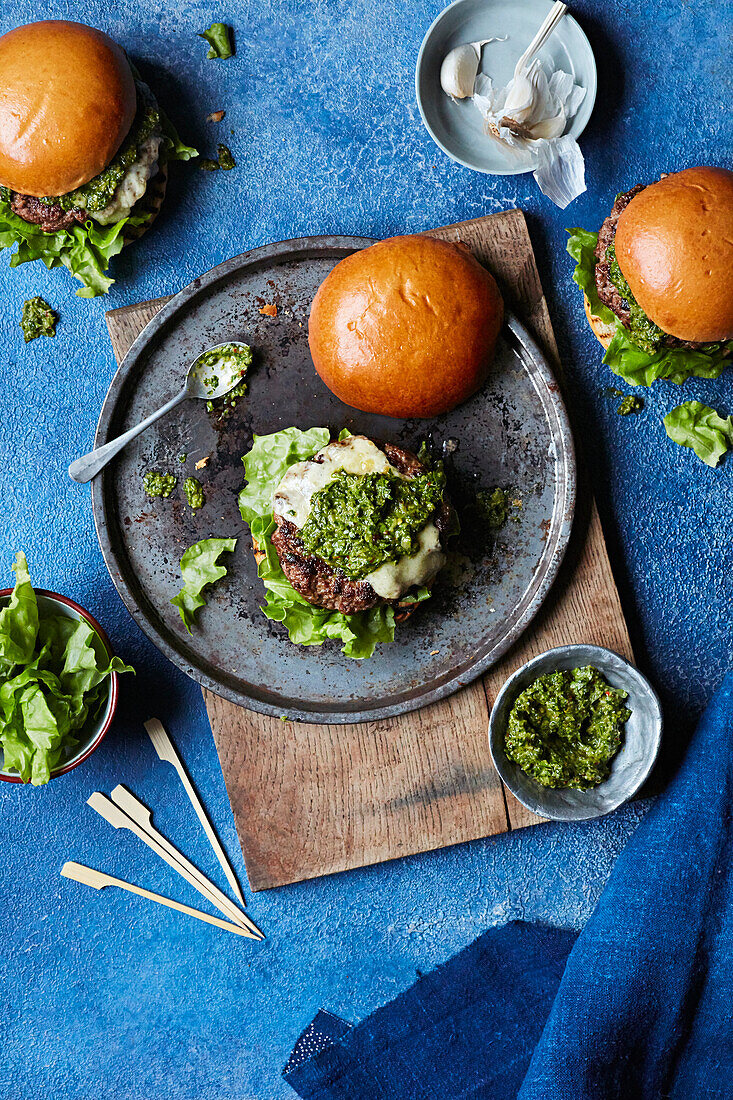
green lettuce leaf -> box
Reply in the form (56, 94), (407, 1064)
(171, 538), (237, 633)
(159, 109), (199, 162)
(0, 552), (38, 671)
(238, 428), (433, 659)
(0, 192), (147, 297)
(0, 554), (133, 785)
(566, 228), (616, 325)
(663, 401), (733, 467)
(198, 22), (234, 59)
(604, 325), (731, 388)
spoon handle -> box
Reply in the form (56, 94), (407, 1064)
(68, 388), (188, 483)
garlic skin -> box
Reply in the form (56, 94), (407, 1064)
(472, 66), (587, 208)
(439, 38), (505, 101)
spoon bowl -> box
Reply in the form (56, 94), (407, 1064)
(186, 342), (252, 400)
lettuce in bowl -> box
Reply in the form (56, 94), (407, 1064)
(238, 428), (432, 659)
(0, 553), (133, 785)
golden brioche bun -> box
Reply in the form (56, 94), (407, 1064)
(614, 167), (733, 343)
(583, 293), (616, 350)
(308, 235), (504, 419)
(0, 21), (136, 197)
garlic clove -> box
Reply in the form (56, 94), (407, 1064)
(440, 38), (507, 101)
(530, 110), (567, 140)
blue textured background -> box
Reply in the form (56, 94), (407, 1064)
(1, 2), (730, 1097)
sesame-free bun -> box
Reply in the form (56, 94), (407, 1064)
(614, 167), (733, 343)
(0, 21), (136, 197)
(583, 293), (616, 350)
(308, 235), (504, 419)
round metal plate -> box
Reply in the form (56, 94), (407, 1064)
(91, 236), (575, 723)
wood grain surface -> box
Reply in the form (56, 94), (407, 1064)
(106, 209), (633, 889)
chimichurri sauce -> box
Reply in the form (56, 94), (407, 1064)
(300, 468), (444, 580)
(617, 395), (644, 416)
(476, 487), (509, 529)
(143, 471), (176, 498)
(505, 666), (630, 790)
(183, 477), (205, 512)
(606, 243), (667, 355)
(20, 297), (56, 342)
(197, 343), (252, 416)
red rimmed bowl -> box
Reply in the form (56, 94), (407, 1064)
(0, 589), (119, 783)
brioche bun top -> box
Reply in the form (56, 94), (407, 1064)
(614, 167), (733, 343)
(308, 234), (504, 419)
(0, 21), (136, 197)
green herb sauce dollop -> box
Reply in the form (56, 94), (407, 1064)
(183, 477), (205, 512)
(617, 395), (644, 416)
(504, 666), (630, 790)
(299, 467), (444, 580)
(20, 297), (56, 342)
(476, 487), (509, 529)
(143, 471), (176, 498)
(606, 243), (668, 355)
(199, 343), (252, 415)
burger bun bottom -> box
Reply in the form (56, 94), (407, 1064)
(584, 293), (617, 350)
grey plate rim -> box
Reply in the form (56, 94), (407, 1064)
(415, 0), (597, 176)
(91, 235), (576, 724)
(487, 644), (663, 820)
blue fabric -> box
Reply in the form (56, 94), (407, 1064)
(286, 672), (733, 1099)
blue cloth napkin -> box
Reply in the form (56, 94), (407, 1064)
(284, 672), (733, 1099)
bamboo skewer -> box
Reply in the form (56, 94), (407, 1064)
(108, 785), (263, 939)
(145, 717), (246, 908)
(87, 791), (263, 940)
(61, 861), (252, 938)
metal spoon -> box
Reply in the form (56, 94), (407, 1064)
(68, 342), (250, 483)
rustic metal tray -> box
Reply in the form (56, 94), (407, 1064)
(91, 236), (575, 723)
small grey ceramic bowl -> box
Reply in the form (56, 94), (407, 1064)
(488, 645), (662, 821)
(416, 0), (597, 175)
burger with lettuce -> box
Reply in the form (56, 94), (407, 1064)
(567, 167), (733, 386)
(238, 428), (455, 659)
(0, 20), (196, 297)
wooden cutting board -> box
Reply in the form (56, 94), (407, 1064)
(106, 209), (633, 891)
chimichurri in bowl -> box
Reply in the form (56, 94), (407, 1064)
(488, 645), (662, 821)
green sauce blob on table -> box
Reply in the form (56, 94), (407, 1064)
(299, 467), (445, 581)
(504, 666), (631, 790)
(20, 297), (56, 342)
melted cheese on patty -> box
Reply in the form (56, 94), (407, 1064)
(273, 436), (445, 600)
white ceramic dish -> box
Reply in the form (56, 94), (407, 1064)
(416, 0), (597, 175)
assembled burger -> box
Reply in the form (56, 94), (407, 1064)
(239, 427), (456, 659)
(0, 21), (196, 297)
(568, 167), (733, 385)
